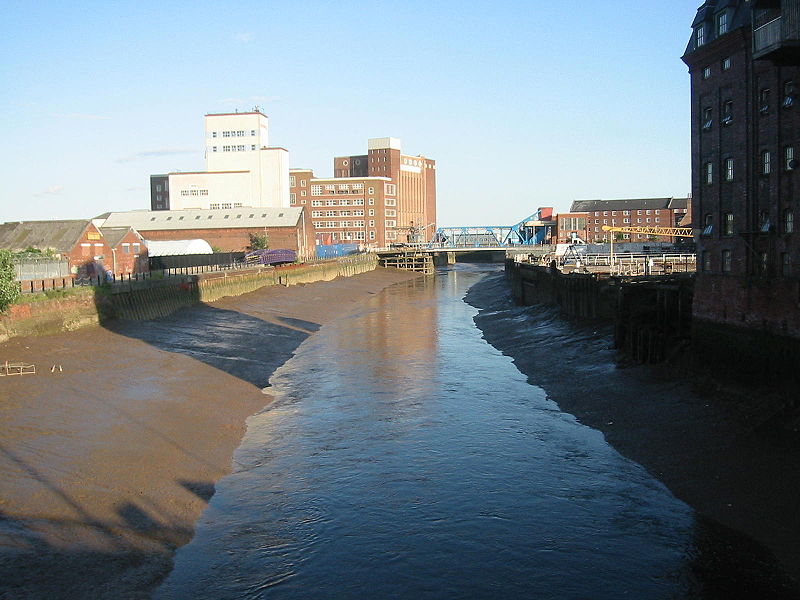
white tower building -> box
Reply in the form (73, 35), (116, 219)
(163, 111), (289, 211)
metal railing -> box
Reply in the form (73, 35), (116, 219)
(754, 17), (782, 52)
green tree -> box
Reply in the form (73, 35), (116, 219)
(0, 249), (21, 312)
(247, 232), (269, 250)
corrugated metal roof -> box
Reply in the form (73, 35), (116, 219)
(0, 220), (91, 253)
(570, 198), (688, 212)
(99, 207), (303, 231)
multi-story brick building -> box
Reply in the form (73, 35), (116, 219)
(290, 137), (436, 248)
(567, 198), (690, 243)
(683, 0), (800, 380)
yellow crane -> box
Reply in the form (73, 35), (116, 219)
(600, 225), (694, 270)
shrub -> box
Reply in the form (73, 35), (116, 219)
(0, 249), (21, 312)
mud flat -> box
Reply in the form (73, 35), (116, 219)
(0, 268), (421, 600)
(466, 271), (800, 596)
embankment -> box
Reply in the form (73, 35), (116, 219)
(0, 255), (377, 343)
(0, 266), (419, 600)
(468, 270), (800, 592)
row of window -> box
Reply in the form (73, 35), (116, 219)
(313, 221), (369, 228)
(212, 145), (254, 152)
(702, 83), (794, 131)
(211, 130), (256, 138)
(146, 209), (281, 223)
(704, 147), (795, 184)
(311, 210), (368, 217)
(702, 57), (731, 80)
(701, 249), (793, 276)
(695, 10), (728, 47)
(208, 203), (243, 210)
(591, 209), (662, 216)
(702, 210), (794, 236)
(307, 198), (374, 206)
(180, 189), (209, 196)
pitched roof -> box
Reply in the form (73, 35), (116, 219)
(100, 226), (140, 248)
(98, 207), (304, 232)
(570, 197), (688, 212)
(0, 220), (91, 253)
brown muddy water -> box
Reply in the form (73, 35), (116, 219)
(153, 265), (800, 599)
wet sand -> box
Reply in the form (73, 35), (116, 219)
(0, 268), (421, 600)
(466, 271), (800, 595)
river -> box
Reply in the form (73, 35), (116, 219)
(154, 265), (788, 599)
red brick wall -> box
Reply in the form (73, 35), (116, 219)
(110, 230), (149, 275)
(65, 223), (112, 276)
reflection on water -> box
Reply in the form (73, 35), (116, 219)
(155, 266), (772, 599)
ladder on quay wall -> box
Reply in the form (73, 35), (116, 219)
(379, 252), (435, 275)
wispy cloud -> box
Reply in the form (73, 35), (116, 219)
(233, 32), (254, 43)
(219, 95), (280, 107)
(34, 184), (64, 197)
(57, 113), (111, 121)
(116, 149), (195, 163)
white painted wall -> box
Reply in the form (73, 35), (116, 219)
(259, 148), (290, 208)
(168, 172), (254, 209)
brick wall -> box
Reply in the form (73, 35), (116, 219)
(137, 225), (302, 253)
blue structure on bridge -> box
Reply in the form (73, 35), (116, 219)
(428, 208), (554, 249)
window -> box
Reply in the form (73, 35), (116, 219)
(311, 185), (322, 196)
(385, 220), (396, 228)
(311, 200), (322, 206)
(702, 66), (711, 80)
(760, 88), (770, 113)
(702, 107), (713, 130)
(760, 211), (771, 233)
(385, 198), (396, 206)
(301, 180), (307, 187)
(785, 209), (794, 234)
(368, 187), (375, 194)
(722, 249), (732, 273)
(133, 243), (140, 254)
(722, 57), (730, 70)
(782, 253), (791, 276)
(290, 193), (296, 204)
(385, 209), (396, 217)
(705, 161), (713, 184)
(783, 80), (795, 107)
(212, 132), (217, 138)
(724, 212), (734, 235)
(725, 157), (734, 181)
(696, 24), (705, 47)
(762, 150), (771, 175)
(326, 200), (337, 206)
(721, 100), (733, 125)
(718, 11), (728, 35)
(122, 243), (130, 254)
(702, 251), (712, 272)
(759, 252), (769, 275)
(290, 176), (296, 186)
(251, 130), (256, 136)
(786, 146), (796, 170)
(369, 198), (375, 205)
(301, 190), (307, 196)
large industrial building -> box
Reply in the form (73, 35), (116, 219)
(683, 0), (800, 378)
(150, 111), (290, 211)
(290, 137), (436, 248)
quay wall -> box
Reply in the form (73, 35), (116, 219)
(505, 260), (694, 365)
(505, 259), (798, 388)
(0, 255), (378, 343)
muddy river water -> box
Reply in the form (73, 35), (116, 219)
(154, 265), (794, 599)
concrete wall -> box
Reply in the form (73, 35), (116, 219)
(0, 255), (379, 343)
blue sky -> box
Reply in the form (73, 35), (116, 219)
(1, 1), (700, 226)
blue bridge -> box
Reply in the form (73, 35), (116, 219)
(426, 208), (554, 250)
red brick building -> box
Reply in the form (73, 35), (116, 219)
(0, 219), (148, 277)
(567, 198), (691, 243)
(290, 137), (436, 248)
(99, 227), (148, 275)
(683, 0), (800, 380)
